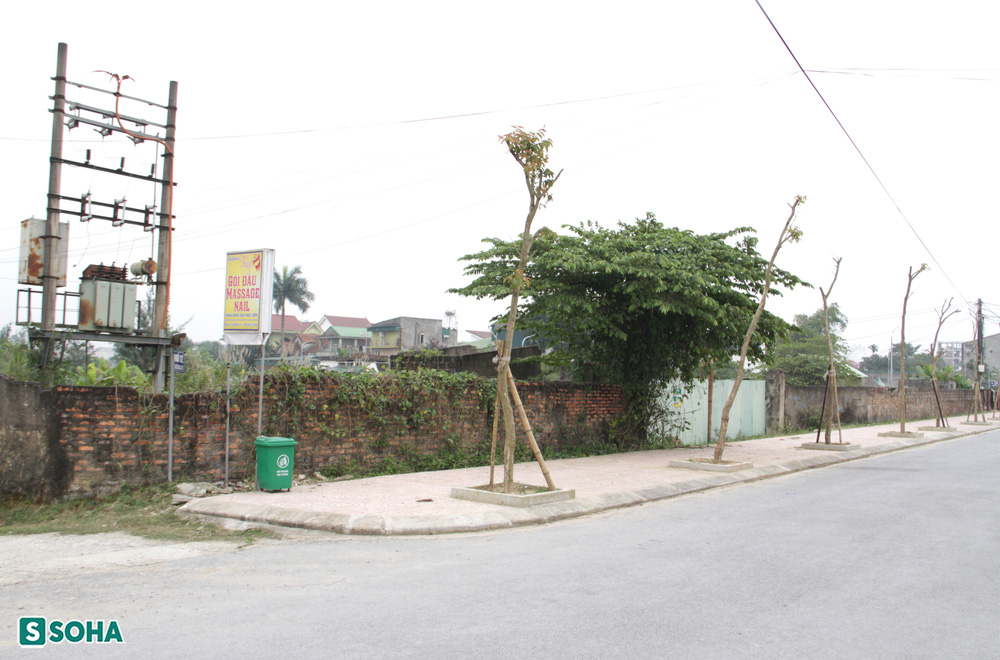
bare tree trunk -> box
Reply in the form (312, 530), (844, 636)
(489, 379), (501, 488)
(497, 206), (538, 492)
(928, 299), (956, 428)
(899, 265), (927, 433)
(820, 258), (842, 444)
(506, 371), (555, 489)
(714, 196), (804, 462)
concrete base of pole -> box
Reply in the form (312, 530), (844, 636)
(800, 442), (859, 451)
(451, 485), (575, 508)
(669, 459), (753, 472)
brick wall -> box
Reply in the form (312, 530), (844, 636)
(0, 372), (626, 498)
(770, 371), (976, 431)
(513, 382), (626, 450)
(0, 375), (66, 497)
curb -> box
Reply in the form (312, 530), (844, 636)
(178, 425), (994, 536)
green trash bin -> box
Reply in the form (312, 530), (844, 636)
(255, 436), (297, 491)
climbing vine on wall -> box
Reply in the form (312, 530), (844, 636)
(230, 364), (496, 448)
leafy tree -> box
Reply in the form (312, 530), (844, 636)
(453, 213), (804, 443)
(273, 265), (315, 358)
(766, 304), (858, 387)
(859, 341), (927, 379)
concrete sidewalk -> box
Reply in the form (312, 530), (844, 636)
(179, 416), (998, 536)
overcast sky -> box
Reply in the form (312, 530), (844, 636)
(2, 1), (998, 361)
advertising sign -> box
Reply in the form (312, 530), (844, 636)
(223, 248), (274, 345)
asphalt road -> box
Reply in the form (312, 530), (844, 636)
(3, 431), (998, 659)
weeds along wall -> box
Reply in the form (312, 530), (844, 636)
(0, 370), (626, 498)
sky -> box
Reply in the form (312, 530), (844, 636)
(2, 1), (998, 362)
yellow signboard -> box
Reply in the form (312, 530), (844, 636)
(224, 249), (272, 333)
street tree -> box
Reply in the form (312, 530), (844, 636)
(273, 265), (315, 358)
(714, 195), (805, 462)
(819, 258), (843, 443)
(899, 264), (928, 433)
(492, 126), (562, 493)
(927, 298), (960, 426)
(453, 212), (804, 447)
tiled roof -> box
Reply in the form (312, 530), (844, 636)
(323, 315), (370, 328)
(271, 314), (311, 332)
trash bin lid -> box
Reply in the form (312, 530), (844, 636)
(254, 436), (297, 447)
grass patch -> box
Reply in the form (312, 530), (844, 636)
(0, 484), (274, 544)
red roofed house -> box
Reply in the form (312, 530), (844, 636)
(268, 314), (322, 358)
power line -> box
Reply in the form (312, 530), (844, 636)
(806, 67), (1000, 83)
(753, 0), (970, 308)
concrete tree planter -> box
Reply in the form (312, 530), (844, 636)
(451, 484), (576, 508)
(669, 459), (754, 473)
(961, 421), (995, 427)
(918, 426), (958, 433)
(800, 442), (860, 452)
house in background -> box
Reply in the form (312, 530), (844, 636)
(268, 314), (322, 357)
(962, 332), (1000, 383)
(317, 315), (371, 356)
(368, 317), (444, 357)
(937, 341), (965, 372)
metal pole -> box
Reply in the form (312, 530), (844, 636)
(258, 334), (267, 436)
(152, 81), (178, 393)
(256, 335), (267, 491)
(225, 346), (231, 486)
(41, 43), (68, 362)
(168, 350), (174, 483)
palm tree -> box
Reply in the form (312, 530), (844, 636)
(273, 265), (315, 358)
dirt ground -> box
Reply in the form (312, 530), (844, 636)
(0, 533), (242, 587)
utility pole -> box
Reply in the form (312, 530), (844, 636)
(152, 81), (178, 392)
(969, 299), (985, 421)
(977, 298), (984, 383)
(24, 43), (179, 390)
(40, 43), (69, 363)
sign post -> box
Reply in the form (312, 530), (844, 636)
(222, 249), (274, 489)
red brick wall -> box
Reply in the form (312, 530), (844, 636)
(1, 373), (626, 498)
(514, 382), (626, 450)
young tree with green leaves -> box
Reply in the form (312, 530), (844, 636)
(453, 212), (803, 447)
(273, 265), (315, 359)
(493, 126), (562, 493)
